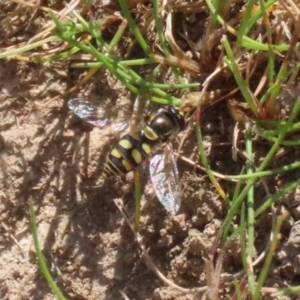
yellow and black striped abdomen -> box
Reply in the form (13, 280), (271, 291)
(103, 132), (156, 178)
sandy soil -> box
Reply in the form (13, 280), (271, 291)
(1, 2), (300, 300)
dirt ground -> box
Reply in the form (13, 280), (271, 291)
(1, 2), (300, 300)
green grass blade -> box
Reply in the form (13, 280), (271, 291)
(0, 36), (58, 59)
(237, 0), (256, 45)
(225, 160), (300, 180)
(118, 0), (150, 54)
(195, 109), (230, 206)
(254, 211), (289, 300)
(255, 177), (300, 217)
(29, 200), (67, 300)
(245, 123), (255, 295)
(223, 36), (259, 117)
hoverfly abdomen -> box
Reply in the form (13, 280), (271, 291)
(103, 132), (156, 178)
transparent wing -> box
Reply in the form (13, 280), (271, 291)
(68, 98), (128, 131)
(149, 145), (182, 214)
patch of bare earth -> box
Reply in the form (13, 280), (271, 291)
(1, 2), (300, 300)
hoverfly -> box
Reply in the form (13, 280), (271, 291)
(68, 98), (185, 214)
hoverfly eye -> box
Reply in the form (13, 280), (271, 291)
(166, 106), (185, 132)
